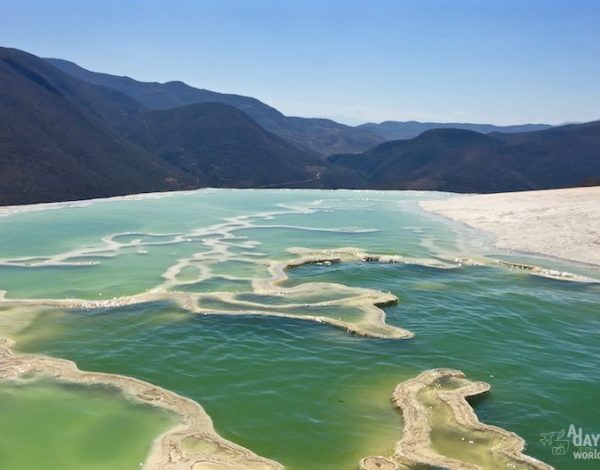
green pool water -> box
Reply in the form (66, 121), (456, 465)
(1, 189), (599, 469)
(0, 380), (175, 470)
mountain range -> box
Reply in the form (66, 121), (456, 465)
(47, 58), (557, 155)
(358, 120), (552, 141)
(46, 58), (383, 156)
(0, 47), (328, 204)
(1, 46), (599, 205)
(0, 48), (194, 205)
(329, 124), (600, 192)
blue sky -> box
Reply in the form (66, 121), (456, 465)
(2, 0), (599, 125)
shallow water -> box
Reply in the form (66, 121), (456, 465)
(1, 189), (599, 469)
(0, 379), (174, 470)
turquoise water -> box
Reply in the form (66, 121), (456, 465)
(1, 189), (599, 469)
(0, 379), (175, 470)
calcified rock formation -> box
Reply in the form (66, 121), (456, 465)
(0, 337), (283, 470)
(0, 240), (590, 345)
(421, 187), (600, 268)
(1, 246), (435, 339)
(360, 369), (553, 470)
(192, 247), (440, 339)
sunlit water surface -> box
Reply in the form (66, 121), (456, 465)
(0, 189), (598, 469)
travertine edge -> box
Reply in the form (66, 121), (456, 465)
(0, 337), (283, 470)
(360, 368), (553, 470)
(420, 187), (600, 272)
(1, 247), (428, 340)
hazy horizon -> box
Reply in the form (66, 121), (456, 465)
(2, 0), (599, 126)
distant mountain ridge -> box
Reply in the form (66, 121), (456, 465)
(46, 58), (554, 154)
(0, 47), (598, 205)
(46, 58), (384, 156)
(358, 120), (552, 141)
(329, 124), (600, 192)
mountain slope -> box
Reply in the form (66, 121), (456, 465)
(358, 120), (552, 141)
(0, 47), (193, 205)
(329, 124), (600, 192)
(46, 58), (384, 155)
(3, 47), (597, 203)
(120, 102), (325, 188)
(491, 121), (600, 189)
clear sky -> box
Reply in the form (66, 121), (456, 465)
(2, 0), (599, 125)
